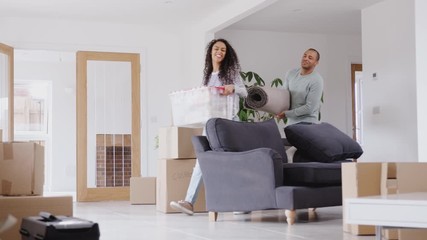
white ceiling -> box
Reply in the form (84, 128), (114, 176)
(227, 0), (385, 35)
(0, 0), (385, 34)
(0, 0), (231, 25)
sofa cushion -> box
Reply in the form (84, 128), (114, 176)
(284, 122), (363, 163)
(206, 118), (287, 162)
(283, 162), (346, 187)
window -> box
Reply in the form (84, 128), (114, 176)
(14, 80), (50, 140)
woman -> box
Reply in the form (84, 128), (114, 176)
(170, 38), (247, 215)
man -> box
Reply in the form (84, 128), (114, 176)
(277, 48), (324, 125)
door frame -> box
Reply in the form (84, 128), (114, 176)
(76, 51), (141, 201)
(0, 43), (14, 141)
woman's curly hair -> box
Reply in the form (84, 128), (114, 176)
(202, 38), (241, 86)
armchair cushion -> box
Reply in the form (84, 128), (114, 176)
(206, 118), (287, 162)
(282, 162), (344, 187)
(284, 122), (363, 163)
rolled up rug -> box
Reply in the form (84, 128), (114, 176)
(244, 86), (290, 115)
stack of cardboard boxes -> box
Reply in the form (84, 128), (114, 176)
(0, 132), (73, 240)
(342, 162), (427, 240)
(162, 86), (229, 213)
(156, 126), (206, 213)
(395, 163), (427, 240)
(342, 162), (398, 239)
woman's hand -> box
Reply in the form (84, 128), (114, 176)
(222, 84), (235, 95)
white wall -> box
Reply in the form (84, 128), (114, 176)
(13, 50), (76, 191)
(361, 0), (418, 162)
(217, 29), (362, 135)
(416, 0), (427, 162)
(1, 17), (189, 191)
(0, 1), (273, 192)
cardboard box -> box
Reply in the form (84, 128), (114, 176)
(399, 229), (427, 240)
(378, 163), (398, 240)
(342, 162), (382, 235)
(156, 158), (206, 213)
(381, 163), (398, 195)
(396, 163), (427, 194)
(130, 177), (156, 205)
(0, 195), (73, 240)
(158, 126), (203, 159)
(396, 163), (427, 240)
(382, 227), (399, 240)
(343, 162), (427, 239)
(0, 142), (44, 196)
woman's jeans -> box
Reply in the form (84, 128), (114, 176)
(184, 124), (206, 205)
(184, 160), (203, 205)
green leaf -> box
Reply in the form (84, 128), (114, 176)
(254, 73), (265, 86)
(239, 111), (247, 122)
(248, 110), (256, 118)
(247, 72), (254, 82)
(270, 78), (283, 87)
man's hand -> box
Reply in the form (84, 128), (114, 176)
(276, 112), (286, 119)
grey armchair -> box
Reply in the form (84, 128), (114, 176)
(192, 118), (353, 224)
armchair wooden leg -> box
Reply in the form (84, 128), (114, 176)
(209, 211), (218, 222)
(285, 210), (296, 225)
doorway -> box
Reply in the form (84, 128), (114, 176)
(351, 64), (363, 144)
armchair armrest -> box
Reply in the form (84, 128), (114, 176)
(197, 148), (283, 212)
(191, 136), (211, 153)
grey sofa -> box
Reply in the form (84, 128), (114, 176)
(192, 118), (361, 224)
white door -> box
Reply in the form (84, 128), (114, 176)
(76, 51), (141, 202)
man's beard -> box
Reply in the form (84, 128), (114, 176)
(301, 65), (311, 70)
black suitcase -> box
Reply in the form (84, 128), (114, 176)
(19, 212), (100, 240)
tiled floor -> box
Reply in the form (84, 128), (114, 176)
(73, 201), (376, 240)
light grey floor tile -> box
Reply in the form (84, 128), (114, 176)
(73, 202), (376, 240)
